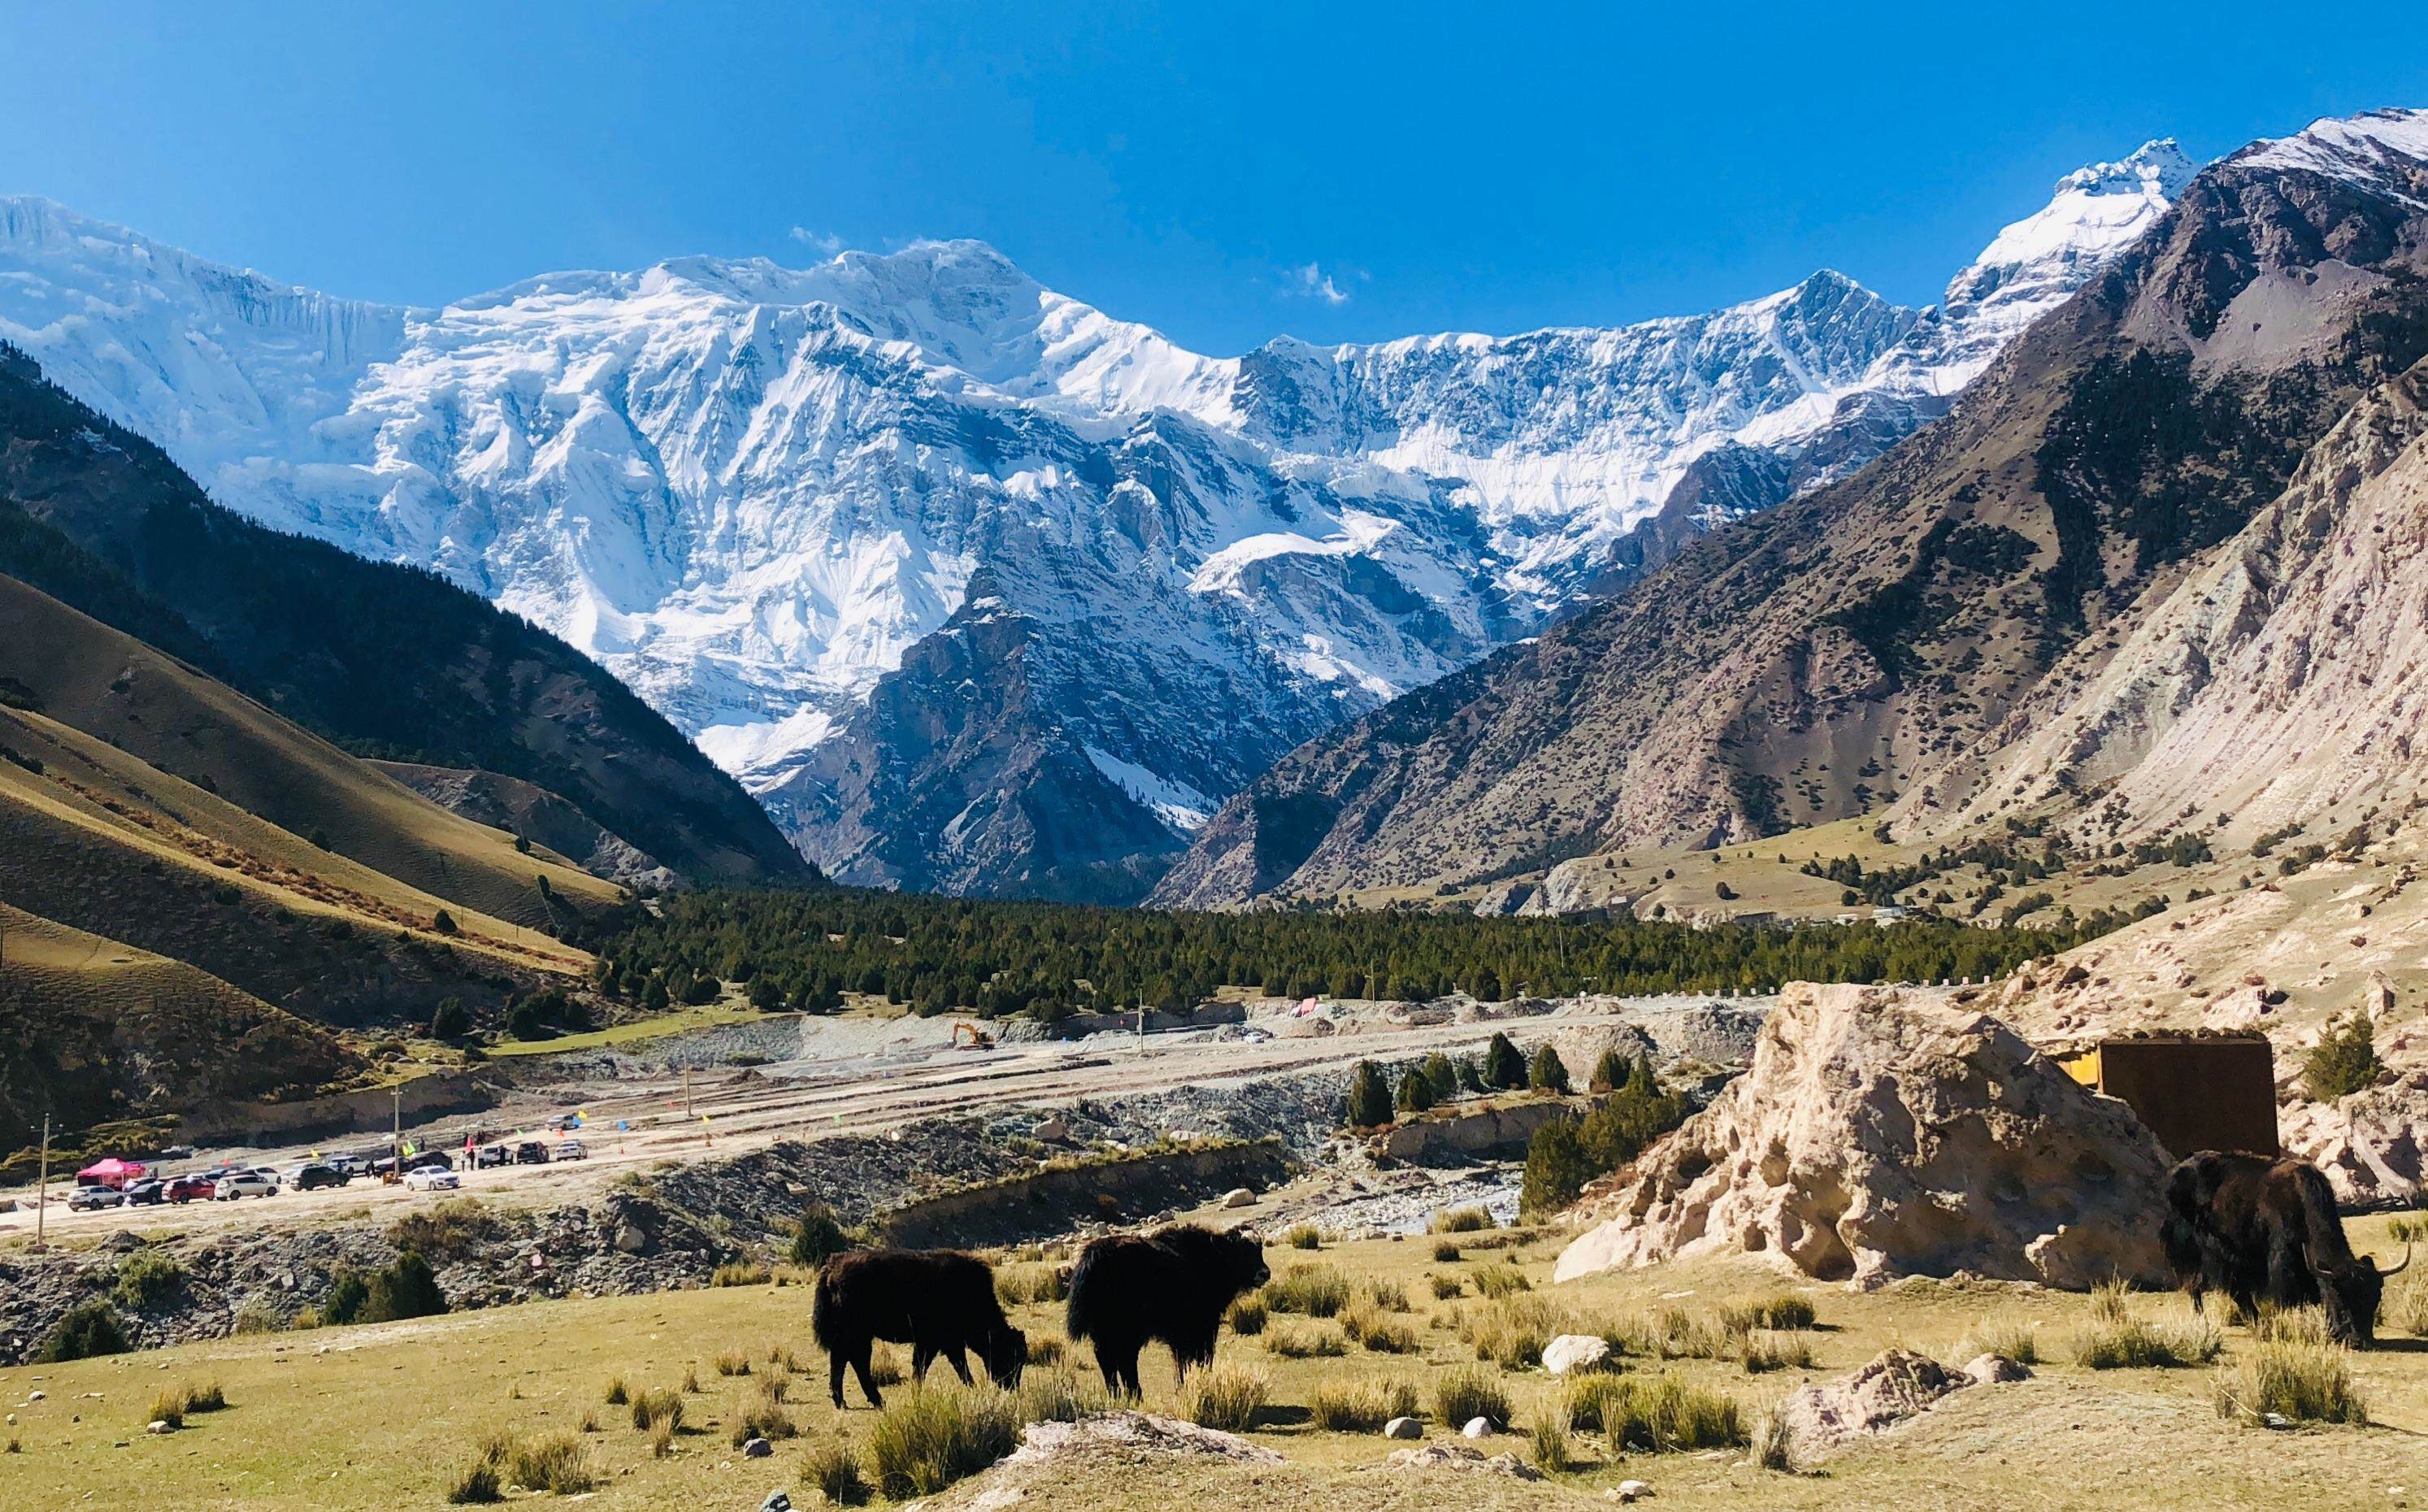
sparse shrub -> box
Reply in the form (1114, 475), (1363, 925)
(1718, 1293), (1817, 1334)
(2214, 1340), (2369, 1426)
(2388, 1213), (2428, 1245)
(1345, 1060), (1394, 1129)
(146, 1385), (188, 1430)
(1737, 1329), (1816, 1373)
(1951, 1316), (2040, 1366)
(680, 1365), (701, 1393)
(1283, 1223), (1323, 1251)
(1266, 1262), (1351, 1316)
(1753, 1401), (1796, 1472)
(1226, 1295), (1268, 1336)
(578, 1409), (600, 1433)
(630, 1386), (684, 1432)
(1558, 1371), (1629, 1434)
(1528, 1042), (1571, 1093)
(996, 1261), (1067, 1306)
(1433, 1366), (1511, 1429)
(715, 1349), (752, 1376)
(791, 1204), (853, 1268)
(445, 1459), (502, 1504)
(504, 1432), (597, 1494)
(1264, 1320), (1346, 1358)
(2249, 1304), (2330, 1347)
(114, 1249), (185, 1310)
(386, 1198), (501, 1264)
(1358, 1315), (1418, 1353)
(2304, 1014), (2386, 1101)
(1483, 1032), (1527, 1089)
(1431, 1241), (1462, 1264)
(34, 1300), (129, 1362)
(804, 1440), (871, 1505)
(866, 1384), (1021, 1498)
(1472, 1262), (1531, 1300)
(1017, 1363), (1108, 1424)
(1361, 1275), (1411, 1312)
(1308, 1376), (1420, 1432)
(2389, 1266), (2428, 1336)
(867, 1348), (905, 1388)
(1430, 1206), (1494, 1235)
(1462, 1294), (1566, 1368)
(1530, 1398), (1575, 1471)
(602, 1375), (631, 1406)
(231, 1296), (282, 1336)
(1595, 1374), (1747, 1452)
(360, 1251), (447, 1323)
(182, 1380), (226, 1414)
(731, 1400), (799, 1446)
(1178, 1362), (1269, 1432)
(757, 1370), (793, 1404)
(648, 1419), (675, 1459)
(1431, 1274), (1464, 1300)
(712, 1260), (773, 1288)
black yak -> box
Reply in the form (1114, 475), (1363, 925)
(2161, 1150), (2409, 1348)
(1065, 1223), (1269, 1396)
(812, 1249), (1028, 1408)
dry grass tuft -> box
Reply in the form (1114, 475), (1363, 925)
(630, 1385), (684, 1433)
(1265, 1319), (1348, 1358)
(710, 1260), (772, 1288)
(867, 1385), (1020, 1499)
(502, 1432), (597, 1494)
(1226, 1295), (1268, 1336)
(1471, 1262), (1531, 1300)
(804, 1440), (871, 1505)
(1266, 1262), (1353, 1317)
(1430, 1206), (1496, 1234)
(2073, 1301), (2222, 1370)
(1951, 1315), (2041, 1366)
(1737, 1329), (1816, 1374)
(1178, 1362), (1270, 1432)
(1283, 1223), (1323, 1250)
(2215, 1340), (2369, 1427)
(1432, 1365), (1511, 1429)
(730, 1399), (799, 1446)
(1307, 1375), (1420, 1432)
(1592, 1374), (1747, 1452)
(713, 1349), (752, 1376)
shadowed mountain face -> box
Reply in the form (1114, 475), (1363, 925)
(0, 145), (2183, 897)
(1153, 111), (2428, 910)
(0, 345), (814, 889)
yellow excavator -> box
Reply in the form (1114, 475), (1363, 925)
(950, 1021), (995, 1050)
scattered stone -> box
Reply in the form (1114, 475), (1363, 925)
(146, 1419), (172, 1435)
(1461, 1416), (1497, 1440)
(1221, 1187), (1256, 1210)
(1615, 1479), (1654, 1503)
(760, 1492), (793, 1512)
(25, 1393), (41, 1402)
(1964, 1353), (2031, 1384)
(741, 1436), (772, 1458)
(1383, 1416), (1422, 1440)
(1543, 1333), (1614, 1375)
(1035, 1118), (1071, 1143)
(1557, 984), (2174, 1288)
(1776, 1349), (1971, 1455)
(613, 1223), (650, 1255)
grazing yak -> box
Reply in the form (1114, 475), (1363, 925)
(2161, 1150), (2409, 1348)
(812, 1249), (1028, 1408)
(1066, 1223), (1269, 1396)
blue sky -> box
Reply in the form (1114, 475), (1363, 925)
(3, 2), (2423, 354)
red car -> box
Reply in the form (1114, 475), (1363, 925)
(165, 1175), (217, 1204)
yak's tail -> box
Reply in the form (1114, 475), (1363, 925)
(1063, 1244), (1110, 1345)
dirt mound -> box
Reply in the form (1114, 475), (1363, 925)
(1004, 1412), (1282, 1467)
(1776, 1349), (1977, 1454)
(1554, 984), (2173, 1288)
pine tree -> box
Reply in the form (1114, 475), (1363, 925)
(428, 997), (470, 1041)
(1345, 1061), (1395, 1129)
(1396, 1067), (1436, 1114)
(1483, 1032), (1527, 1090)
(1457, 1055), (1488, 1093)
(1422, 1051), (1459, 1101)
(1588, 1047), (1627, 1093)
(1520, 1119), (1593, 1221)
(1529, 1042), (1571, 1094)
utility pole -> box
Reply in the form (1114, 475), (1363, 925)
(32, 1113), (49, 1252)
(683, 1067), (693, 1120)
(390, 1086), (402, 1184)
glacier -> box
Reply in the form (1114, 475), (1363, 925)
(0, 137), (2191, 893)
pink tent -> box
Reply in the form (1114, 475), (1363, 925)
(75, 1158), (148, 1188)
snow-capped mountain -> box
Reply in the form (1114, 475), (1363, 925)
(0, 140), (2187, 895)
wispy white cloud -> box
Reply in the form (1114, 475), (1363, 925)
(1284, 261), (1351, 305)
(788, 225), (845, 257)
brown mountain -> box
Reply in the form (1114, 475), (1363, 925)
(1153, 112), (2428, 909)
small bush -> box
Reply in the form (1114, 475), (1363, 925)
(182, 1380), (226, 1414)
(2215, 1340), (2369, 1427)
(1462, 1294), (1562, 1368)
(603, 1375), (631, 1406)
(361, 1252), (447, 1323)
(712, 1260), (772, 1288)
(146, 1386), (188, 1430)
(445, 1460), (502, 1504)
(1266, 1262), (1352, 1317)
(996, 1261), (1067, 1306)
(2249, 1304), (2330, 1347)
(1430, 1273), (1464, 1299)
(1307, 1376), (1419, 1432)
(1264, 1320), (1346, 1358)
(804, 1440), (871, 1505)
(731, 1400), (799, 1446)
(1225, 1295), (1268, 1336)
(715, 1349), (752, 1376)
(1346, 1059), (1395, 1129)
(648, 1419), (675, 1459)
(757, 1371), (792, 1404)
(2389, 1267), (2428, 1336)
(792, 1204), (854, 1267)
(1951, 1316), (2041, 1366)
(631, 1386), (684, 1432)
(1430, 1206), (1495, 1234)
(33, 1300), (128, 1362)
(1283, 1223), (1323, 1251)
(1017, 1364), (1108, 1425)
(1753, 1401), (1796, 1472)
(1433, 1365), (1512, 1429)
(1530, 1399), (1575, 1471)
(2389, 1213), (2428, 1245)
(114, 1250), (185, 1310)
(680, 1364), (702, 1393)
(1431, 1240), (1462, 1263)
(1360, 1316), (1418, 1353)
(1361, 1275), (1412, 1312)
(231, 1296), (282, 1336)
(1718, 1293), (1817, 1334)
(2304, 1014), (2387, 1101)
(867, 1385), (1020, 1499)
(1596, 1375), (1747, 1452)
(504, 1432), (597, 1494)
(1178, 1362), (1269, 1432)
(1472, 1262), (1531, 1300)
(2073, 1304), (2222, 1369)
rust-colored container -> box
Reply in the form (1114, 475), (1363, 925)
(2055, 1033), (2278, 1159)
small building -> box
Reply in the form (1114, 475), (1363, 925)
(2053, 1032), (2278, 1160)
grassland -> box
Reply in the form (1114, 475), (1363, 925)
(480, 1002), (777, 1058)
(4, 1214), (2421, 1512)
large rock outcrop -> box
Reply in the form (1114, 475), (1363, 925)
(1554, 984), (2173, 1288)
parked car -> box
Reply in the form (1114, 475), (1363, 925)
(166, 1175), (217, 1203)
(120, 1179), (167, 1206)
(476, 1144), (511, 1170)
(403, 1165), (460, 1193)
(554, 1140), (588, 1162)
(513, 1141), (550, 1166)
(157, 1145), (197, 1161)
(370, 1150), (454, 1177)
(67, 1185), (126, 1212)
(214, 1170), (279, 1200)
(551, 1114), (582, 1132)
(289, 1162), (350, 1191)
(328, 1154), (369, 1179)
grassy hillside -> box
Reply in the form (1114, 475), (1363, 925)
(0, 340), (815, 889)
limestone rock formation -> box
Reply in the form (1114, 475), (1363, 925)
(1774, 1349), (1975, 1454)
(1553, 984), (2173, 1288)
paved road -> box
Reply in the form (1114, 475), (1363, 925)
(0, 997), (1735, 1246)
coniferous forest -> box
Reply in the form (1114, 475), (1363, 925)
(592, 887), (2137, 1019)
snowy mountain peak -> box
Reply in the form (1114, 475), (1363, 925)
(2237, 107), (2428, 203)
(2054, 138), (2197, 200)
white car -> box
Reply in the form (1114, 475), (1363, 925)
(214, 1170), (279, 1200)
(555, 1140), (588, 1162)
(403, 1165), (461, 1192)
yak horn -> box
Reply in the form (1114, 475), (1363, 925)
(2379, 1244), (2412, 1278)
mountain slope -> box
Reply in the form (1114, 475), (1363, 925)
(0, 147), (2181, 895)
(1154, 109), (2428, 909)
(0, 343), (813, 888)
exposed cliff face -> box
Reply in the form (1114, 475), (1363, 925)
(1156, 111), (2428, 910)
